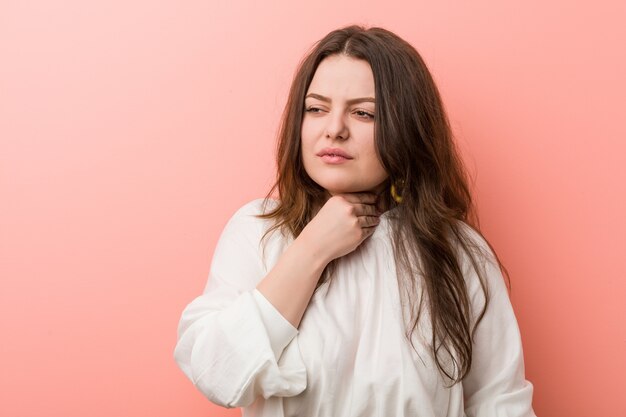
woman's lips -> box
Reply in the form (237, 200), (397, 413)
(317, 148), (353, 164)
(317, 148), (353, 159)
(320, 154), (351, 164)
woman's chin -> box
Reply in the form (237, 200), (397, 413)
(314, 178), (387, 196)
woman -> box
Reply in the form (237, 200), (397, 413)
(174, 25), (537, 416)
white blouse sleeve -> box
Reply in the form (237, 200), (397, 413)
(173, 201), (307, 408)
(461, 229), (537, 417)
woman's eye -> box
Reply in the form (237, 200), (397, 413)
(304, 107), (373, 120)
(355, 110), (375, 120)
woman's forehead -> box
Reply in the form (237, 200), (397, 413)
(307, 55), (375, 99)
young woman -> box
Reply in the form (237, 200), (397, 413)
(174, 25), (537, 417)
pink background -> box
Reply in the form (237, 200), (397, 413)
(1, 1), (625, 416)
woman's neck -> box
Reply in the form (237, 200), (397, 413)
(316, 183), (391, 215)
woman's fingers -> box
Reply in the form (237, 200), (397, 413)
(354, 203), (380, 217)
(358, 215), (381, 228)
(338, 194), (380, 220)
(304, 192), (383, 261)
(336, 194), (382, 229)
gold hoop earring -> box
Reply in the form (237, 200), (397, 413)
(390, 182), (403, 203)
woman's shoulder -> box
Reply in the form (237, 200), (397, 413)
(222, 198), (281, 238)
(221, 198), (291, 261)
(452, 220), (498, 269)
(452, 220), (510, 297)
(230, 197), (280, 220)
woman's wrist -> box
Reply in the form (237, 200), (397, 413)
(294, 229), (333, 269)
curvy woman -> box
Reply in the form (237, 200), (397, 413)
(174, 25), (537, 417)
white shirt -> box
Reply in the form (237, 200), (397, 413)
(174, 198), (536, 417)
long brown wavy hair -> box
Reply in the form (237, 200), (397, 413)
(256, 25), (509, 385)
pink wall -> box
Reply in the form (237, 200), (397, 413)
(1, 1), (624, 416)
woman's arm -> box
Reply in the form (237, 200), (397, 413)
(174, 200), (307, 408)
(256, 236), (327, 328)
(257, 192), (380, 328)
(460, 227), (537, 417)
(174, 194), (380, 408)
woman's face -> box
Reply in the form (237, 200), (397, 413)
(301, 54), (388, 197)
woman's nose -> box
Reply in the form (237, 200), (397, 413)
(324, 112), (349, 140)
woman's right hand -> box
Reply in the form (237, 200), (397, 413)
(298, 192), (382, 263)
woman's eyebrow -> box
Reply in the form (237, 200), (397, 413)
(305, 93), (375, 105)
